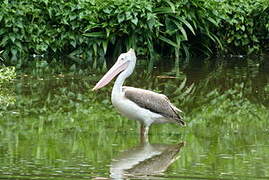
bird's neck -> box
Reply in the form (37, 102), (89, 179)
(112, 70), (129, 96)
(112, 61), (135, 101)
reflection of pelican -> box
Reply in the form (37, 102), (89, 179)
(93, 49), (185, 136)
(110, 139), (184, 179)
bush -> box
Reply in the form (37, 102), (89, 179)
(217, 0), (269, 54)
(0, 0), (268, 66)
(0, 0), (92, 62)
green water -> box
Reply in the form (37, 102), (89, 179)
(0, 57), (269, 179)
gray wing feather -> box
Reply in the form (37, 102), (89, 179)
(123, 86), (185, 126)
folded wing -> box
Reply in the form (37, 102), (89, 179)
(123, 86), (185, 126)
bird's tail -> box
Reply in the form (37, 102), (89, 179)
(171, 106), (186, 126)
(176, 116), (186, 126)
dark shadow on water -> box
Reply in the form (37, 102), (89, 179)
(110, 136), (185, 180)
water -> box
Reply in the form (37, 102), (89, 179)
(0, 56), (269, 179)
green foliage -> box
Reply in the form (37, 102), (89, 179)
(0, 66), (16, 112)
(0, 66), (15, 83)
(217, 0), (269, 54)
(0, 0), (92, 63)
(0, 0), (268, 66)
(83, 0), (160, 59)
(154, 0), (222, 58)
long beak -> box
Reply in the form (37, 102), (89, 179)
(92, 60), (129, 91)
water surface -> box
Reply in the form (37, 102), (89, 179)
(0, 56), (268, 179)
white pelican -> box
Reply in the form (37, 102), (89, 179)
(92, 49), (185, 136)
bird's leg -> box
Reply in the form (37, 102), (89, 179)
(140, 123), (144, 135)
(140, 124), (149, 144)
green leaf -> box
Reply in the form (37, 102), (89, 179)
(70, 40), (76, 48)
(154, 7), (174, 14)
(179, 27), (187, 41)
(208, 17), (218, 27)
(184, 83), (194, 95)
(164, 0), (175, 13)
(131, 17), (138, 25)
(117, 14), (125, 23)
(83, 32), (105, 38)
(175, 17), (196, 35)
(210, 33), (223, 49)
(125, 11), (132, 20)
(15, 41), (22, 49)
(9, 34), (16, 43)
(177, 78), (187, 92)
(103, 8), (112, 14)
(0, 29), (5, 35)
(11, 48), (18, 57)
(172, 19), (188, 41)
(176, 34), (181, 47)
(159, 35), (178, 48)
(102, 40), (108, 54)
(182, 44), (190, 60)
(0, 36), (9, 46)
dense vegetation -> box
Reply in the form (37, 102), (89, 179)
(0, 0), (268, 66)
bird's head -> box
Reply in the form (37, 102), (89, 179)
(92, 49), (136, 91)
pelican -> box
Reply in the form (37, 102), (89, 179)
(92, 49), (185, 136)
